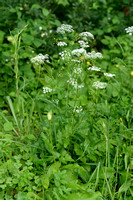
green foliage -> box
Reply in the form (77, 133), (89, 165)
(0, 0), (133, 199)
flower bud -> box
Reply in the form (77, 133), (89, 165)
(47, 111), (52, 120)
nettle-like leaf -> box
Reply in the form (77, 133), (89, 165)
(47, 162), (61, 179)
(42, 8), (49, 17)
(67, 191), (102, 200)
(41, 174), (49, 189)
(118, 181), (131, 194)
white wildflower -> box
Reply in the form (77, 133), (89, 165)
(57, 24), (74, 34)
(85, 51), (103, 59)
(43, 87), (52, 94)
(49, 30), (53, 33)
(88, 66), (101, 71)
(74, 106), (83, 113)
(92, 81), (107, 89)
(79, 32), (94, 41)
(78, 40), (89, 48)
(72, 48), (87, 57)
(125, 26), (133, 36)
(67, 78), (77, 87)
(57, 41), (67, 46)
(78, 84), (84, 89)
(104, 73), (115, 77)
(72, 59), (81, 63)
(67, 77), (84, 89)
(74, 67), (82, 74)
(41, 32), (48, 37)
(59, 50), (71, 60)
(39, 26), (42, 30)
(31, 54), (49, 65)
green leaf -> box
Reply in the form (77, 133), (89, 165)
(63, 169), (78, 183)
(60, 150), (74, 163)
(41, 174), (49, 189)
(79, 95), (88, 105)
(41, 133), (53, 153)
(6, 96), (19, 130)
(55, 0), (69, 6)
(0, 31), (5, 44)
(22, 34), (34, 44)
(33, 39), (43, 48)
(47, 162), (61, 178)
(118, 181), (131, 194)
(31, 4), (42, 9)
(101, 39), (109, 45)
(54, 20), (61, 26)
(74, 143), (83, 156)
(78, 167), (89, 182)
(42, 8), (49, 16)
(68, 191), (101, 200)
(4, 122), (13, 131)
(112, 16), (120, 24)
(99, 167), (115, 179)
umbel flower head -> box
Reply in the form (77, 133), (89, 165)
(43, 87), (52, 94)
(92, 81), (107, 89)
(88, 66), (101, 71)
(85, 51), (103, 59)
(104, 73), (115, 77)
(79, 32), (94, 41)
(78, 40), (89, 48)
(72, 48), (87, 57)
(57, 41), (67, 46)
(59, 50), (71, 60)
(125, 26), (133, 36)
(73, 67), (82, 74)
(31, 54), (49, 66)
(67, 77), (84, 89)
(56, 24), (74, 34)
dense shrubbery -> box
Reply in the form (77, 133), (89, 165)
(0, 0), (133, 199)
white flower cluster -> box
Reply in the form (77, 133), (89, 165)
(31, 54), (49, 65)
(41, 32), (48, 37)
(41, 30), (53, 37)
(57, 24), (74, 34)
(125, 26), (133, 36)
(92, 81), (107, 89)
(74, 106), (83, 113)
(73, 67), (82, 74)
(72, 59), (81, 63)
(78, 40), (89, 48)
(88, 66), (101, 71)
(57, 41), (67, 46)
(72, 48), (87, 57)
(79, 32), (94, 41)
(104, 73), (115, 77)
(59, 50), (71, 60)
(67, 77), (84, 89)
(85, 51), (103, 59)
(43, 87), (52, 94)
